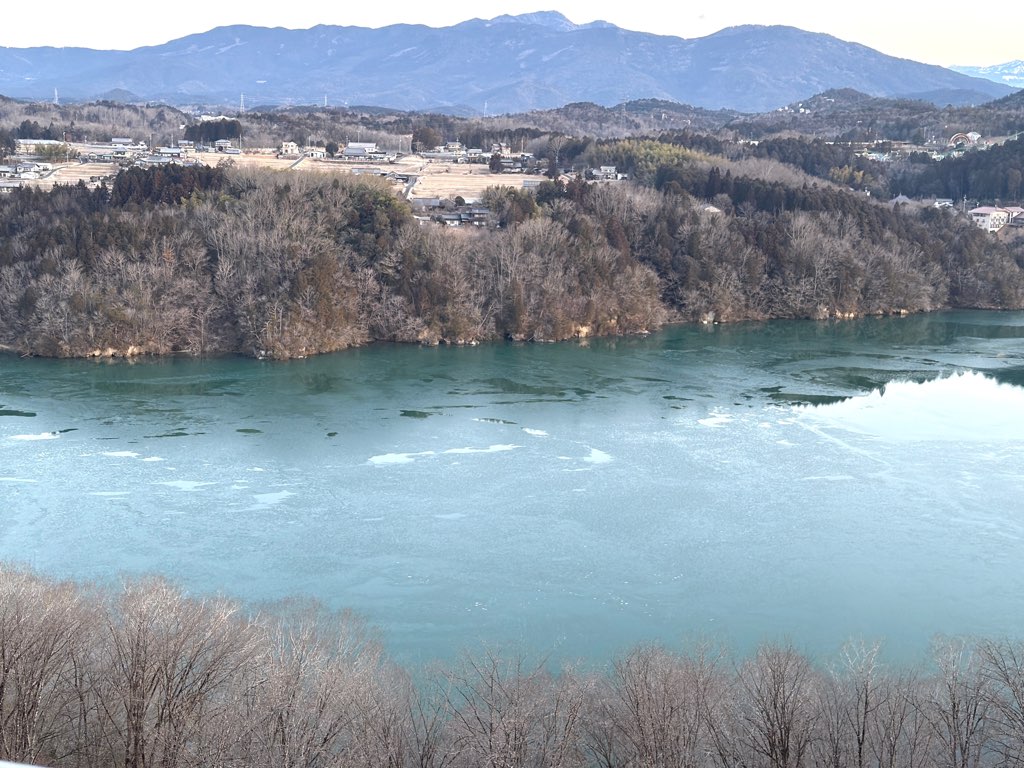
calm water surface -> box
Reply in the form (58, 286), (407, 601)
(2, 311), (1023, 666)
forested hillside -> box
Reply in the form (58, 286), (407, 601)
(889, 137), (1024, 200)
(0, 166), (664, 357)
(1, 148), (1023, 359)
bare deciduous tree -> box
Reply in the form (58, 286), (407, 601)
(440, 649), (587, 768)
(89, 578), (262, 768)
(923, 637), (993, 768)
(736, 644), (819, 768)
(979, 639), (1024, 766)
(0, 568), (95, 765)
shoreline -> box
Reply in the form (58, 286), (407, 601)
(3, 306), (1016, 363)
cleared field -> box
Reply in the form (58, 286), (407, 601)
(50, 162), (119, 186)
(16, 151), (525, 202)
(11, 162), (116, 190)
(290, 155), (523, 202)
(217, 152), (300, 172)
(407, 164), (521, 202)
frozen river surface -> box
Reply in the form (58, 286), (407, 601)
(2, 311), (1023, 666)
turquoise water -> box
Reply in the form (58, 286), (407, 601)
(1, 311), (1023, 666)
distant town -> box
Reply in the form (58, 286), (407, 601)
(2, 115), (1023, 234)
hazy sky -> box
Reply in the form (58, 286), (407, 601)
(0, 1), (1016, 67)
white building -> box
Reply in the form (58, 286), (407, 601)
(342, 142), (379, 157)
(592, 165), (621, 180)
(969, 206), (1014, 232)
(1005, 206), (1024, 226)
(280, 141), (300, 156)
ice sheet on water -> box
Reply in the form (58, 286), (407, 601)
(102, 450), (140, 458)
(10, 432), (59, 441)
(522, 428), (549, 436)
(0, 477), (38, 483)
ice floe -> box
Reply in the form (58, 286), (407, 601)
(252, 490), (295, 505)
(442, 444), (518, 455)
(10, 432), (59, 441)
(697, 411), (732, 427)
(370, 445), (519, 464)
(582, 448), (612, 464)
(154, 480), (216, 492)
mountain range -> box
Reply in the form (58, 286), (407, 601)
(951, 61), (1024, 90)
(0, 12), (1015, 114)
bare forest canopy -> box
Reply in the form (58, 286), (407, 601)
(4, 86), (1024, 150)
(227, 90), (1024, 148)
(2, 564), (1024, 768)
(0, 96), (189, 147)
(2, 140), (1024, 358)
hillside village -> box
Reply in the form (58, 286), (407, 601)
(2, 117), (1024, 234)
(0, 131), (625, 227)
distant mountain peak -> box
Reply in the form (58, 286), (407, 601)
(489, 11), (577, 29)
(709, 23), (802, 36)
(96, 87), (143, 103)
(486, 11), (612, 31)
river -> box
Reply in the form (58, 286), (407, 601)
(2, 311), (1023, 667)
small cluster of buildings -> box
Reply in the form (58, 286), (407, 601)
(417, 141), (543, 173)
(969, 205), (1024, 233)
(847, 131), (995, 165)
(279, 141), (396, 162)
(79, 138), (150, 162)
(488, 143), (542, 173)
(419, 141), (486, 163)
(77, 138), (242, 166)
(0, 160), (52, 180)
(411, 199), (492, 227)
(589, 165), (626, 181)
(891, 196), (1024, 234)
